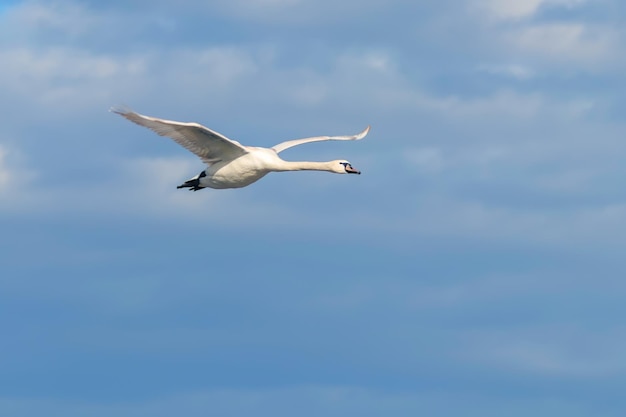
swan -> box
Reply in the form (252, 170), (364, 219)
(111, 108), (370, 190)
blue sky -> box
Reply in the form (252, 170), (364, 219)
(1, 0), (626, 415)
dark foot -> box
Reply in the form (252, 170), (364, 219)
(177, 171), (207, 191)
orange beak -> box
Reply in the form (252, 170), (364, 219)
(346, 166), (361, 175)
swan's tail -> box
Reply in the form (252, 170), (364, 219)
(177, 171), (207, 192)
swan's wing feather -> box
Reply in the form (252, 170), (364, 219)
(111, 108), (248, 164)
(271, 125), (370, 154)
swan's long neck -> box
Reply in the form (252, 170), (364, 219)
(272, 160), (337, 173)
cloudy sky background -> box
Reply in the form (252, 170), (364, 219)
(2, 0), (626, 415)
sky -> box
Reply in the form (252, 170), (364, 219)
(1, 0), (626, 415)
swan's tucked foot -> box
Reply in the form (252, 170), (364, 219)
(176, 183), (205, 191)
(177, 171), (207, 191)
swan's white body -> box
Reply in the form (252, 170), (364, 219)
(112, 108), (369, 190)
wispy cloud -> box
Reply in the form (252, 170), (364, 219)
(507, 23), (619, 67)
(477, 64), (535, 79)
(466, 325), (626, 377)
(0, 385), (605, 417)
(0, 144), (37, 208)
(472, 0), (588, 21)
(0, 145), (10, 188)
(466, 0), (622, 73)
(0, 45), (259, 115)
(3, 1), (96, 36)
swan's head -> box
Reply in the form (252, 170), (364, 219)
(336, 160), (361, 175)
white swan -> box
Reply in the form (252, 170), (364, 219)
(111, 108), (370, 190)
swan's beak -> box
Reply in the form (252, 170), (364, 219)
(346, 166), (361, 175)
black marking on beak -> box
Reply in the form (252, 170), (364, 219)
(341, 162), (360, 175)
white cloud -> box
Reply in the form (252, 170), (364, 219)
(414, 89), (545, 121)
(0, 46), (255, 90)
(467, 1), (621, 72)
(0, 47), (144, 82)
(2, 1), (97, 37)
(208, 0), (394, 24)
(0, 47), (147, 114)
(474, 0), (545, 20)
(508, 23), (619, 67)
(473, 0), (588, 20)
(0, 44), (259, 119)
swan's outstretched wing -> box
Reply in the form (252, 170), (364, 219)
(271, 125), (370, 154)
(111, 108), (248, 164)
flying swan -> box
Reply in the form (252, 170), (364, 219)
(111, 108), (370, 190)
